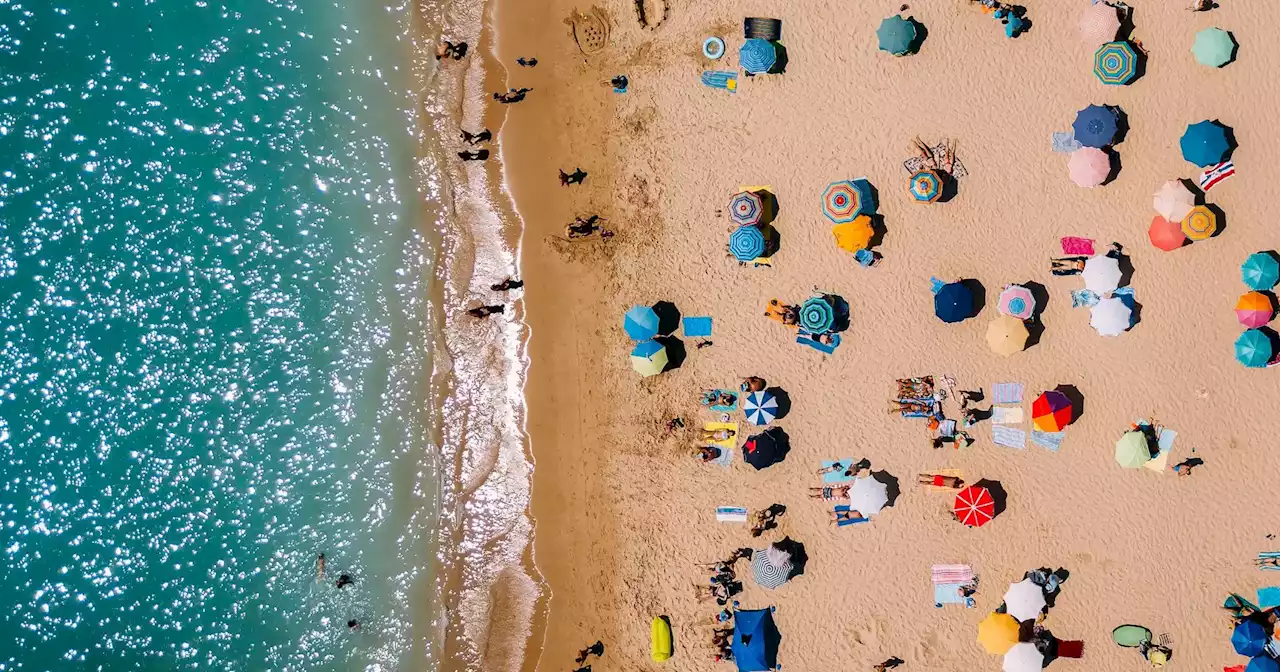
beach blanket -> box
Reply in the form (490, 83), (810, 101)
(682, 316), (712, 337)
(931, 564), (975, 584)
(1031, 430), (1065, 452)
(797, 330), (840, 355)
(903, 143), (969, 178)
(938, 419), (957, 437)
(700, 70), (738, 92)
(1061, 236), (1096, 256)
(1071, 289), (1101, 308)
(1200, 160), (1236, 191)
(934, 582), (975, 608)
(1257, 587), (1280, 609)
(704, 422), (738, 450)
(716, 506), (748, 522)
(1144, 427), (1176, 473)
(1052, 131), (1083, 154)
(992, 383), (1024, 404)
(822, 459), (858, 484)
(992, 407), (1024, 425)
(992, 425), (1027, 449)
(930, 276), (946, 294)
(705, 444), (733, 466)
(704, 389), (738, 412)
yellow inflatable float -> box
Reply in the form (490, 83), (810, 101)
(651, 616), (672, 662)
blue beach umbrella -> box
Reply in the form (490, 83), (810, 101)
(729, 225), (767, 262)
(1072, 105), (1117, 148)
(877, 15), (917, 56)
(1242, 253), (1280, 290)
(1093, 41), (1138, 85)
(1233, 620), (1268, 657)
(740, 39), (777, 74)
(743, 390), (779, 425)
(731, 608), (782, 671)
(1248, 656), (1280, 672)
(1181, 120), (1231, 167)
(799, 296), (835, 333)
(1236, 329), (1274, 368)
(630, 339), (668, 376)
(934, 282), (974, 323)
(624, 305), (659, 340)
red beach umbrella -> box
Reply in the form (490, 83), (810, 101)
(953, 486), (995, 527)
(1031, 390), (1074, 432)
(1148, 216), (1187, 252)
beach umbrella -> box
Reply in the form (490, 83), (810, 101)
(1078, 2), (1120, 46)
(1181, 205), (1218, 241)
(954, 486), (996, 528)
(986, 316), (1028, 358)
(1148, 216), (1187, 252)
(743, 390), (780, 425)
(799, 296), (836, 333)
(934, 282), (974, 323)
(1003, 580), (1047, 621)
(1233, 620), (1268, 657)
(1068, 147), (1110, 187)
(740, 38), (777, 74)
(1153, 180), (1196, 222)
(1115, 430), (1152, 468)
(1236, 329), (1274, 368)
(1072, 105), (1117, 148)
(730, 225), (767, 262)
(1032, 391), (1073, 432)
(877, 15), (916, 56)
(1243, 253), (1280, 290)
(1248, 655), (1280, 672)
(848, 475), (888, 516)
(1181, 120), (1230, 167)
(624, 305), (660, 340)
(1090, 296), (1131, 337)
(750, 546), (793, 589)
(822, 179), (874, 223)
(977, 612), (1020, 655)
(729, 190), (765, 226)
(743, 427), (789, 470)
(832, 216), (875, 253)
(997, 285), (1036, 320)
(1193, 27), (1235, 68)
(1236, 292), (1274, 329)
(1082, 255), (1122, 293)
(731, 608), (781, 672)
(1094, 41), (1138, 85)
(1003, 642), (1045, 672)
(630, 339), (668, 376)
(908, 169), (942, 202)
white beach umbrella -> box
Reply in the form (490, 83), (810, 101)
(1002, 579), (1047, 621)
(1090, 296), (1132, 337)
(848, 476), (888, 516)
(1153, 180), (1196, 222)
(1082, 255), (1122, 294)
(751, 546), (793, 589)
(1003, 642), (1045, 672)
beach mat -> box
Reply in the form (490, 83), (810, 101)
(682, 316), (712, 337)
(1061, 236), (1095, 255)
(705, 389), (738, 412)
(992, 407), (1024, 425)
(931, 564), (974, 584)
(716, 506), (748, 523)
(1257, 586), (1280, 609)
(822, 458), (857, 484)
(992, 382), (1024, 404)
(704, 421), (738, 450)
(706, 444), (733, 466)
(701, 70), (738, 92)
(833, 504), (870, 527)
(934, 582), (974, 607)
(992, 425), (1026, 449)
(797, 330), (840, 354)
(1031, 430), (1065, 452)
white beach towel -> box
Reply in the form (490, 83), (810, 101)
(992, 407), (1024, 425)
(992, 425), (1027, 449)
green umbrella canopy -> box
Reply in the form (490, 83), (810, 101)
(1115, 431), (1152, 468)
(877, 15), (917, 56)
(1193, 27), (1235, 68)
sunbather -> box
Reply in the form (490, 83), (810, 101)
(749, 504), (786, 537)
(817, 458), (870, 479)
(917, 473), (965, 489)
(1256, 557), (1280, 568)
(887, 399), (934, 414)
(809, 485), (852, 501)
(700, 428), (735, 441)
(694, 446), (723, 463)
(1051, 256), (1088, 275)
(700, 390), (737, 407)
(829, 508), (865, 524)
(1172, 457), (1203, 476)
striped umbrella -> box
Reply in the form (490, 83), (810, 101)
(624, 305), (660, 340)
(1093, 41), (1138, 85)
(1032, 391), (1073, 432)
(1243, 253), (1280, 290)
(1181, 205), (1218, 241)
(1078, 2), (1119, 45)
(1153, 180), (1196, 222)
(1068, 147), (1110, 187)
(1236, 292), (1274, 329)
(729, 190), (764, 226)
(740, 38), (777, 74)
(1148, 216), (1187, 252)
(630, 339), (668, 376)
(997, 285), (1035, 320)
(1237, 329), (1274, 368)
(909, 169), (942, 203)
(953, 486), (995, 527)
(750, 546), (792, 589)
(743, 390), (779, 425)
(822, 179), (874, 222)
(799, 296), (835, 333)
(1181, 120), (1230, 167)
(729, 225), (767, 262)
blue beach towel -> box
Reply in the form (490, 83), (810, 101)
(930, 277), (946, 294)
(704, 389), (738, 412)
(716, 506), (748, 522)
(1031, 430), (1065, 452)
(833, 504), (870, 527)
(992, 382), (1024, 405)
(797, 330), (840, 355)
(1259, 587), (1280, 609)
(701, 70), (738, 92)
(992, 425), (1027, 449)
(1071, 289), (1101, 309)
(934, 582), (976, 608)
(822, 459), (858, 484)
(683, 316), (712, 338)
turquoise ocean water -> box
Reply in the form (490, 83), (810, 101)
(0, 0), (465, 668)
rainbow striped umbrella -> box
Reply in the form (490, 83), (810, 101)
(909, 169), (942, 203)
(1094, 41), (1138, 85)
(822, 179), (874, 223)
(1181, 205), (1217, 241)
(729, 225), (767, 262)
(729, 190), (764, 226)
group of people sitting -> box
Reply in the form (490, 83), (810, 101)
(695, 548), (755, 661)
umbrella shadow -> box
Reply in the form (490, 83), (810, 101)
(769, 43), (789, 74)
(1115, 250), (1135, 288)
(1224, 32), (1240, 67)
(974, 478), (1007, 517)
(765, 387), (792, 420)
(760, 223), (782, 257)
(1208, 203), (1228, 238)
(907, 17), (928, 54)
(756, 190), (780, 226)
(937, 172), (959, 203)
(1102, 148), (1122, 185)
(961, 279), (987, 318)
(1053, 384), (1085, 424)
(867, 214), (888, 250)
(1117, 6), (1136, 41)
(653, 301), (681, 335)
(829, 294), (851, 332)
(774, 537), (807, 579)
(872, 470), (901, 508)
(1120, 295), (1142, 331)
(1180, 177), (1205, 205)
(1024, 281), (1049, 348)
(1110, 106), (1130, 145)
(655, 335), (686, 371)
(1131, 44), (1149, 84)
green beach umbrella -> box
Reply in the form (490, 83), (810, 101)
(1193, 27), (1235, 68)
(877, 15), (917, 56)
(630, 339), (668, 376)
(1115, 430), (1152, 468)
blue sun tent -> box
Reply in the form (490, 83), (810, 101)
(732, 608), (781, 671)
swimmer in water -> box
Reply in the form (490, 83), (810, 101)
(316, 553), (326, 581)
(335, 574), (354, 589)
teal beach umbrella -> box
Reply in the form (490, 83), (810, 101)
(877, 16), (917, 56)
(1236, 329), (1274, 368)
(1192, 27), (1235, 68)
(1242, 253), (1280, 290)
(1181, 120), (1230, 167)
(624, 305), (659, 340)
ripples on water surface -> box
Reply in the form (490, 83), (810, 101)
(0, 0), (452, 668)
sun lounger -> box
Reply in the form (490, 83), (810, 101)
(992, 425), (1026, 449)
(716, 506), (748, 523)
(796, 330), (840, 354)
(833, 504), (869, 527)
(991, 382), (1024, 404)
(704, 389), (738, 412)
(934, 582), (975, 608)
(682, 316), (712, 338)
(704, 421), (738, 450)
(1030, 430), (1065, 452)
(700, 70), (738, 92)
(1257, 586), (1280, 609)
(821, 458), (857, 483)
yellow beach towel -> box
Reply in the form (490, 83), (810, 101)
(704, 422), (738, 449)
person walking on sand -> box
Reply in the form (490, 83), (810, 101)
(874, 657), (905, 671)
(559, 168), (588, 186)
(460, 129), (492, 145)
(516, 56), (538, 66)
(575, 640), (604, 664)
(490, 278), (523, 292)
(457, 150), (489, 161)
(1173, 456), (1204, 476)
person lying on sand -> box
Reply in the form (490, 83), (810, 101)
(817, 458), (871, 478)
(1257, 557), (1280, 568)
(887, 400), (934, 414)
(830, 508), (865, 524)
(741, 376), (767, 393)
(750, 504), (786, 537)
(693, 446), (723, 463)
(701, 390), (737, 407)
(1050, 257), (1087, 275)
(700, 428), (735, 441)
(809, 485), (852, 501)
(1173, 456), (1204, 476)
(917, 473), (965, 489)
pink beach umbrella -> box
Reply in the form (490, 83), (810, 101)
(1068, 148), (1110, 188)
(998, 285), (1036, 320)
(1236, 291), (1275, 329)
(1078, 3), (1120, 46)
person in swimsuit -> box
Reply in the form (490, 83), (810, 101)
(917, 473), (965, 488)
(809, 485), (851, 501)
(830, 508), (865, 524)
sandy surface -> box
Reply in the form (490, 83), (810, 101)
(489, 1), (1280, 670)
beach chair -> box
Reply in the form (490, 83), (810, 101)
(854, 248), (879, 267)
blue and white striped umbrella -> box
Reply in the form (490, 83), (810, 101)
(729, 225), (766, 262)
(740, 39), (777, 74)
(743, 390), (779, 425)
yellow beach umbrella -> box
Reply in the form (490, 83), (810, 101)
(832, 215), (874, 253)
(978, 612), (1020, 655)
(986, 315), (1029, 357)
(1181, 205), (1218, 241)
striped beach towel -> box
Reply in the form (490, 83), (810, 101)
(992, 425), (1026, 449)
(932, 564), (974, 584)
(1061, 236), (1095, 256)
(1031, 430), (1065, 452)
(992, 407), (1024, 425)
(1199, 160), (1235, 191)
(716, 506), (748, 522)
(992, 382), (1024, 404)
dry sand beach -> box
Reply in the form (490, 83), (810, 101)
(481, 1), (1280, 670)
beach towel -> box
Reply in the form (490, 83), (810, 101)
(704, 421), (738, 450)
(930, 276), (946, 294)
(991, 407), (1024, 425)
(833, 504), (870, 527)
(1071, 289), (1101, 308)
(822, 459), (858, 484)
(992, 425), (1027, 449)
(931, 564), (975, 584)
(938, 419), (957, 437)
(797, 330), (840, 355)
(992, 382), (1024, 404)
(704, 389), (738, 412)
(1031, 430), (1065, 452)
(854, 248), (876, 267)
(1257, 587), (1280, 609)
(1143, 427), (1176, 473)
(705, 444), (733, 466)
(934, 582), (975, 608)
(700, 70), (738, 92)
(716, 506), (748, 523)
(1200, 160), (1236, 191)
(1061, 236), (1096, 256)
(682, 316), (712, 338)
(1052, 131), (1083, 154)
(903, 143), (968, 178)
